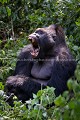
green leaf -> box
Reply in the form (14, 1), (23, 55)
(1, 50), (5, 55)
(54, 95), (65, 106)
(0, 82), (4, 90)
(76, 18), (80, 26)
(67, 79), (73, 90)
(75, 65), (80, 81)
(0, 90), (4, 96)
(69, 100), (75, 109)
(6, 7), (11, 17)
(0, 0), (7, 4)
(73, 46), (79, 51)
(33, 93), (37, 98)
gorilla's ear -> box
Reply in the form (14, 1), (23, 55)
(54, 24), (65, 39)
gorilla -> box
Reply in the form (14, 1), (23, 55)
(5, 24), (76, 105)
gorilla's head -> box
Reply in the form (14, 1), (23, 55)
(28, 24), (66, 59)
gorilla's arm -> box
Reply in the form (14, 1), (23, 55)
(6, 75), (45, 103)
(14, 45), (33, 76)
(47, 60), (76, 96)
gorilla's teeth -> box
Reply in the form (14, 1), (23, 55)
(32, 39), (35, 43)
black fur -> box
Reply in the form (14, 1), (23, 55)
(5, 24), (76, 105)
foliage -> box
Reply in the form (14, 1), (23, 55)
(0, 80), (80, 120)
(0, 0), (80, 120)
(0, 0), (80, 41)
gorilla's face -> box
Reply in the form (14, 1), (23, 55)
(28, 25), (57, 58)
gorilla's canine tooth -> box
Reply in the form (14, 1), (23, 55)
(32, 39), (35, 43)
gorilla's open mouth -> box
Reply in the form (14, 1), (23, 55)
(28, 36), (40, 57)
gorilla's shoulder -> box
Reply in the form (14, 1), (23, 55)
(17, 44), (33, 57)
(20, 44), (33, 53)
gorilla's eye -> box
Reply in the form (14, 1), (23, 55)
(35, 30), (44, 35)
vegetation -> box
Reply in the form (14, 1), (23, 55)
(0, 0), (80, 119)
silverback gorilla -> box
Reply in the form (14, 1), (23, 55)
(5, 24), (76, 105)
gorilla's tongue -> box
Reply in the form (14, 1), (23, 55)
(31, 48), (39, 58)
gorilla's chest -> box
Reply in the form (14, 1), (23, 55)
(31, 59), (54, 80)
